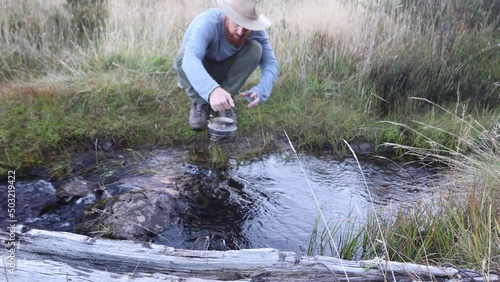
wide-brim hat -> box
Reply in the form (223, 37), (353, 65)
(217, 0), (271, 31)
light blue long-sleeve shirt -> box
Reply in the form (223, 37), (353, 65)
(177, 8), (279, 103)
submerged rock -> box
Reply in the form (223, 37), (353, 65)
(56, 178), (95, 203)
(80, 189), (179, 242)
(192, 235), (227, 251)
(104, 191), (177, 241)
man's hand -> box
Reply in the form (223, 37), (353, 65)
(209, 87), (235, 112)
(240, 92), (259, 108)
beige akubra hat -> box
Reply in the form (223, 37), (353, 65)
(217, 0), (271, 31)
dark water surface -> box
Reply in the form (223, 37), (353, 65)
(0, 149), (442, 254)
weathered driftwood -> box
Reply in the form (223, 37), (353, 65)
(1, 227), (497, 282)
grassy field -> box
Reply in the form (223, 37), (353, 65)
(0, 0), (498, 172)
(0, 0), (499, 275)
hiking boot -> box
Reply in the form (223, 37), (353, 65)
(189, 102), (209, 131)
(218, 108), (237, 126)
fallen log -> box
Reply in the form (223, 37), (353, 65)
(1, 226), (497, 282)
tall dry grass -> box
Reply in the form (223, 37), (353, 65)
(0, 0), (433, 71)
(2, 0), (497, 94)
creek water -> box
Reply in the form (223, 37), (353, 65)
(0, 149), (442, 255)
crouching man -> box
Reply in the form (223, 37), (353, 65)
(174, 0), (279, 131)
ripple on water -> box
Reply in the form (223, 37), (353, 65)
(158, 153), (443, 253)
(3, 151), (443, 253)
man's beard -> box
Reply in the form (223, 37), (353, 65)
(225, 27), (248, 47)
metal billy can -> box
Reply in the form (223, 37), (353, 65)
(207, 117), (237, 142)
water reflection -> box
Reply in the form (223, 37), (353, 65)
(156, 165), (253, 250)
(0, 150), (441, 254)
(157, 153), (441, 253)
